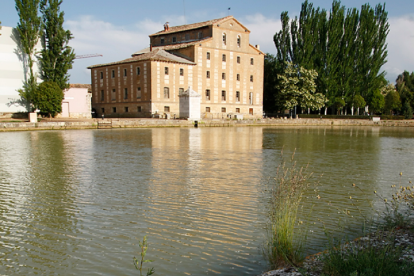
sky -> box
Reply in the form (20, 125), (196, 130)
(1, 0), (414, 85)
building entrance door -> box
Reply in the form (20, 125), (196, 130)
(249, 108), (253, 115)
(62, 102), (69, 117)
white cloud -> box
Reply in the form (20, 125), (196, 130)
(382, 14), (414, 82)
(65, 16), (162, 84)
(242, 13), (281, 55)
(66, 13), (414, 85)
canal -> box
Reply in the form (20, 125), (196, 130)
(0, 126), (413, 275)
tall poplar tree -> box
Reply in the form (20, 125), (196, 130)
(15, 0), (42, 110)
(269, 0), (389, 114)
(39, 0), (75, 91)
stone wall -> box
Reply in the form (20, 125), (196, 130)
(1, 118), (414, 132)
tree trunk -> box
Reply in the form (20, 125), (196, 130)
(351, 106), (354, 115)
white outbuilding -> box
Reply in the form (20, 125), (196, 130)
(178, 86), (201, 120)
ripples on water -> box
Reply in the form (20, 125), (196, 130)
(0, 127), (414, 275)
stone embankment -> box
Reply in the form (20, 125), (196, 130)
(1, 118), (414, 132)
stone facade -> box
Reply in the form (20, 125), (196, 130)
(88, 16), (264, 119)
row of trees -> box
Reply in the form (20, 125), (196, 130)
(264, 0), (391, 116)
(15, 0), (74, 117)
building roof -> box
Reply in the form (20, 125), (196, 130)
(88, 48), (196, 69)
(70, 84), (92, 89)
(179, 86), (201, 97)
(131, 47), (151, 56)
(150, 16), (236, 37)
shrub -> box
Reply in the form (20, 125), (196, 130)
(267, 151), (316, 268)
(32, 81), (63, 118)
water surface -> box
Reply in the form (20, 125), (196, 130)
(0, 126), (413, 275)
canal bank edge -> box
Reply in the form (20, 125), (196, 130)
(1, 118), (414, 132)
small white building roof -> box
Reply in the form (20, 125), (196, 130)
(179, 86), (201, 97)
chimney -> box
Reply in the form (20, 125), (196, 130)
(164, 22), (170, 31)
(255, 44), (260, 50)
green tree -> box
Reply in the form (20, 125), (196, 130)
(402, 101), (413, 119)
(352, 94), (366, 115)
(332, 97), (345, 115)
(15, 0), (42, 110)
(32, 81), (63, 117)
(369, 90), (385, 114)
(396, 71), (414, 112)
(384, 90), (401, 115)
(277, 62), (327, 111)
(39, 0), (75, 90)
(271, 1), (390, 113)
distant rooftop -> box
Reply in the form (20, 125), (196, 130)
(149, 16), (234, 37)
(88, 48), (196, 69)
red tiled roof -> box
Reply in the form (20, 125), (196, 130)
(87, 48), (196, 69)
(149, 16), (233, 37)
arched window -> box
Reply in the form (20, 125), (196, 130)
(222, 33), (227, 45)
(237, 35), (241, 47)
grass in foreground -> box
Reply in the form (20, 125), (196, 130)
(321, 234), (414, 276)
(267, 150), (317, 269)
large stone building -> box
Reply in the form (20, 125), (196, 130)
(88, 16), (264, 119)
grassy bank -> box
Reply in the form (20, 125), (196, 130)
(265, 158), (414, 275)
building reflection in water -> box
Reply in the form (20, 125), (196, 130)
(147, 127), (265, 275)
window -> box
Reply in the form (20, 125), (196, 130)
(249, 92), (253, 105)
(222, 54), (226, 62)
(236, 74), (240, 81)
(222, 73), (226, 80)
(160, 37), (165, 44)
(237, 35), (241, 47)
(222, 33), (226, 45)
(250, 58), (254, 65)
(179, 88), (184, 95)
(206, 52), (210, 60)
(198, 32), (203, 39)
(221, 107), (226, 113)
(137, 106), (142, 112)
(206, 71), (210, 79)
(206, 107), (210, 113)
(164, 106), (170, 112)
(172, 36), (177, 43)
(124, 69), (127, 77)
(112, 70), (115, 78)
(136, 67), (141, 75)
(165, 67), (169, 75)
(125, 107), (129, 112)
(137, 87), (142, 99)
(236, 108), (240, 113)
(101, 108), (105, 113)
(164, 87), (169, 98)
(237, 56), (240, 64)
(101, 90), (104, 101)
(221, 90), (226, 101)
(113, 107), (116, 113)
(236, 91), (240, 102)
(185, 34), (189, 40)
(100, 72), (103, 79)
(250, 75), (254, 82)
(206, 89), (210, 100)
(112, 89), (116, 101)
(180, 68), (184, 76)
(124, 88), (128, 99)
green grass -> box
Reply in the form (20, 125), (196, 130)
(266, 150), (316, 268)
(321, 234), (414, 276)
